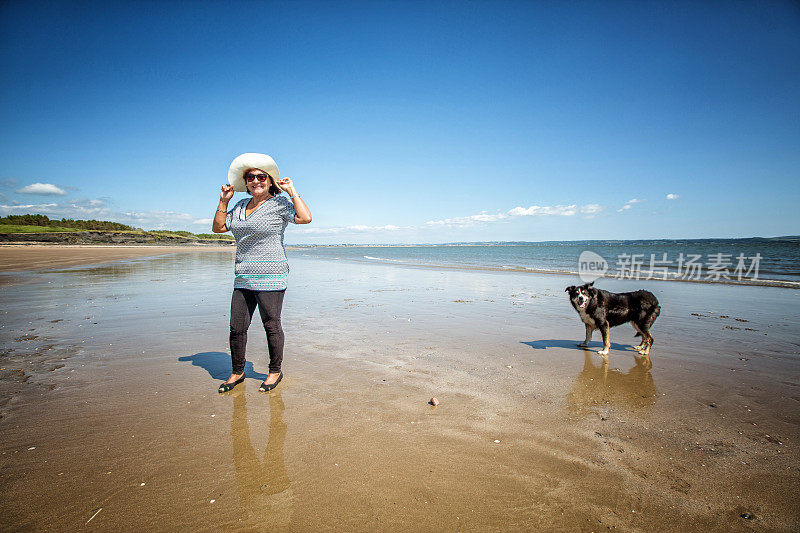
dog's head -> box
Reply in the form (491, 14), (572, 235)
(565, 282), (596, 310)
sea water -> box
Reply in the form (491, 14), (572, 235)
(290, 237), (800, 287)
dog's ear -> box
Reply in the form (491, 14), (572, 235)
(565, 286), (574, 293)
(588, 281), (594, 287)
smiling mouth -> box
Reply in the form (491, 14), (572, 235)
(579, 301), (587, 308)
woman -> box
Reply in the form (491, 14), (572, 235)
(213, 153), (312, 393)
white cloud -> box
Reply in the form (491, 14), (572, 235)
(292, 227), (346, 235)
(346, 224), (402, 231)
(425, 203), (594, 228)
(122, 210), (218, 230)
(580, 203), (603, 219)
(508, 204), (578, 217)
(425, 211), (510, 227)
(300, 202), (606, 235)
(666, 193), (679, 200)
(0, 203), (59, 211)
(17, 183), (67, 196)
(294, 224), (406, 234)
(0, 200), (213, 230)
(617, 198), (646, 213)
(300, 201), (601, 236)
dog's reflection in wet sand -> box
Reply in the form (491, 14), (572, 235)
(231, 388), (292, 524)
(566, 351), (657, 415)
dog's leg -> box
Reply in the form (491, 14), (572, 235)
(597, 323), (610, 356)
(632, 322), (645, 351)
(643, 320), (655, 354)
(641, 331), (653, 355)
(634, 324), (651, 355)
(639, 305), (660, 355)
(578, 324), (593, 348)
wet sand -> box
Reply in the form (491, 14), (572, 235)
(0, 244), (232, 275)
(0, 251), (798, 531)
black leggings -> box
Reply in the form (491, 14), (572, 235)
(230, 288), (285, 375)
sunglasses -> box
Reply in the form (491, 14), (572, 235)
(244, 173), (271, 183)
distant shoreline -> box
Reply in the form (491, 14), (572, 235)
(0, 231), (234, 246)
(288, 235), (800, 247)
(1, 232), (797, 248)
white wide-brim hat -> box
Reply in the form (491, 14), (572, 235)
(228, 153), (280, 192)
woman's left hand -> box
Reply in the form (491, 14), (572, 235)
(276, 177), (296, 195)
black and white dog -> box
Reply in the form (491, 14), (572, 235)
(565, 282), (661, 356)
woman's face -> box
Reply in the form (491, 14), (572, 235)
(244, 168), (273, 195)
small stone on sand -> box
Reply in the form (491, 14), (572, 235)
(429, 397), (439, 406)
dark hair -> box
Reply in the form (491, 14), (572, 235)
(244, 168), (281, 196)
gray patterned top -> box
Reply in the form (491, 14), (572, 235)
(225, 195), (296, 291)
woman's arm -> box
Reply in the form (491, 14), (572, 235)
(276, 178), (312, 224)
(212, 185), (234, 233)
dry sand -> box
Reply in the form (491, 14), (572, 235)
(0, 246), (798, 531)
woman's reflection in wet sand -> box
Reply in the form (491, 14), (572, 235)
(566, 351), (657, 415)
(231, 388), (292, 526)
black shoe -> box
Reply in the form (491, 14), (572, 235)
(218, 374), (245, 393)
(259, 372), (283, 392)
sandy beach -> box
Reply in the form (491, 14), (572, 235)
(0, 244), (233, 275)
(0, 246), (798, 531)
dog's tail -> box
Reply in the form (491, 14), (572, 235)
(647, 305), (662, 327)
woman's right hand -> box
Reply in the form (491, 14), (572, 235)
(220, 184), (234, 202)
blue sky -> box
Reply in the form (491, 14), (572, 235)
(1, 0), (798, 244)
